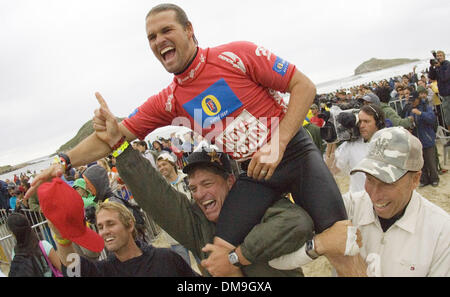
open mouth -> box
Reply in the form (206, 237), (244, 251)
(374, 201), (390, 210)
(105, 237), (115, 244)
(160, 46), (176, 62)
(202, 199), (216, 211)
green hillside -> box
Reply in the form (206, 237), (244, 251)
(57, 117), (124, 153)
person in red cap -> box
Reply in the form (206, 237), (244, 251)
(38, 178), (199, 277)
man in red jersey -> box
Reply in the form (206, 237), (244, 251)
(28, 3), (346, 259)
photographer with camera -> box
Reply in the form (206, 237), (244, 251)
(325, 104), (386, 193)
(428, 50), (450, 146)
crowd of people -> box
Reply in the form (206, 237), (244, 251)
(307, 57), (449, 191)
(1, 3), (449, 278)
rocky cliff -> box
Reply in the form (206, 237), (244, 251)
(354, 58), (420, 75)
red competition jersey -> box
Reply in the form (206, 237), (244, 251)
(122, 41), (296, 161)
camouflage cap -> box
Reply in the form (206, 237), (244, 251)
(350, 127), (423, 184)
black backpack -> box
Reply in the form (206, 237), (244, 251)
(8, 253), (47, 277)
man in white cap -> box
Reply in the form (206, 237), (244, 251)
(271, 127), (450, 276)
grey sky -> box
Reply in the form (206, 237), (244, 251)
(1, 0), (450, 166)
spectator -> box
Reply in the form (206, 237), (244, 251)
(271, 127), (450, 276)
(97, 158), (120, 193)
(38, 179), (198, 277)
(331, 104), (385, 193)
(72, 178), (96, 208)
(375, 86), (414, 129)
(303, 121), (324, 154)
(155, 153), (194, 267)
(358, 93), (381, 106)
(428, 50), (450, 146)
(151, 140), (163, 154)
(404, 86), (439, 187)
(7, 183), (18, 211)
(181, 132), (194, 154)
(309, 104), (325, 127)
(7, 212), (62, 277)
(0, 180), (9, 210)
(134, 140), (157, 168)
(170, 132), (184, 151)
(115, 145), (314, 276)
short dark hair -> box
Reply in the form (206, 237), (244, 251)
(146, 3), (198, 45)
(375, 86), (392, 103)
(136, 141), (148, 150)
(360, 104), (385, 130)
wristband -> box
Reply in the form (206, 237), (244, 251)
(111, 136), (126, 151)
(53, 234), (72, 246)
(112, 140), (129, 158)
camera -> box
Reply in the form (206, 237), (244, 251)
(430, 50), (439, 67)
(320, 106), (360, 143)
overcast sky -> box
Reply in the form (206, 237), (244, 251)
(1, 0), (450, 166)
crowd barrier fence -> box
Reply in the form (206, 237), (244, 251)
(0, 189), (162, 267)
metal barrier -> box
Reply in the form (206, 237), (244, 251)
(0, 209), (54, 265)
(388, 98), (445, 127)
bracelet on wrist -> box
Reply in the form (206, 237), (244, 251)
(53, 234), (72, 246)
(112, 140), (129, 158)
(111, 136), (126, 151)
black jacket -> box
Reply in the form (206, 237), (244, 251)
(429, 60), (450, 96)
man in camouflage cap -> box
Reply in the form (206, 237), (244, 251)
(270, 127), (450, 276)
(350, 126), (423, 185)
(348, 127), (449, 276)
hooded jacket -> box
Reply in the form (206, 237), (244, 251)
(83, 165), (114, 203)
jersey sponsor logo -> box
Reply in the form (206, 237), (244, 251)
(182, 78), (243, 128)
(215, 109), (269, 161)
(272, 56), (289, 76)
(202, 95), (221, 116)
(218, 52), (246, 74)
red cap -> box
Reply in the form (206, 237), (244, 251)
(38, 177), (104, 253)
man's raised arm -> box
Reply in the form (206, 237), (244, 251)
(25, 92), (137, 199)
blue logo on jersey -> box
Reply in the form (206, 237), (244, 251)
(272, 56), (289, 76)
(128, 108), (139, 118)
(182, 78), (243, 128)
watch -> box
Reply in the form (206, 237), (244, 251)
(305, 238), (320, 260)
(228, 249), (244, 268)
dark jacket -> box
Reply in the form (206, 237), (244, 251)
(380, 102), (413, 129)
(429, 60), (450, 96)
(405, 100), (436, 149)
(62, 241), (198, 277)
(116, 146), (313, 277)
